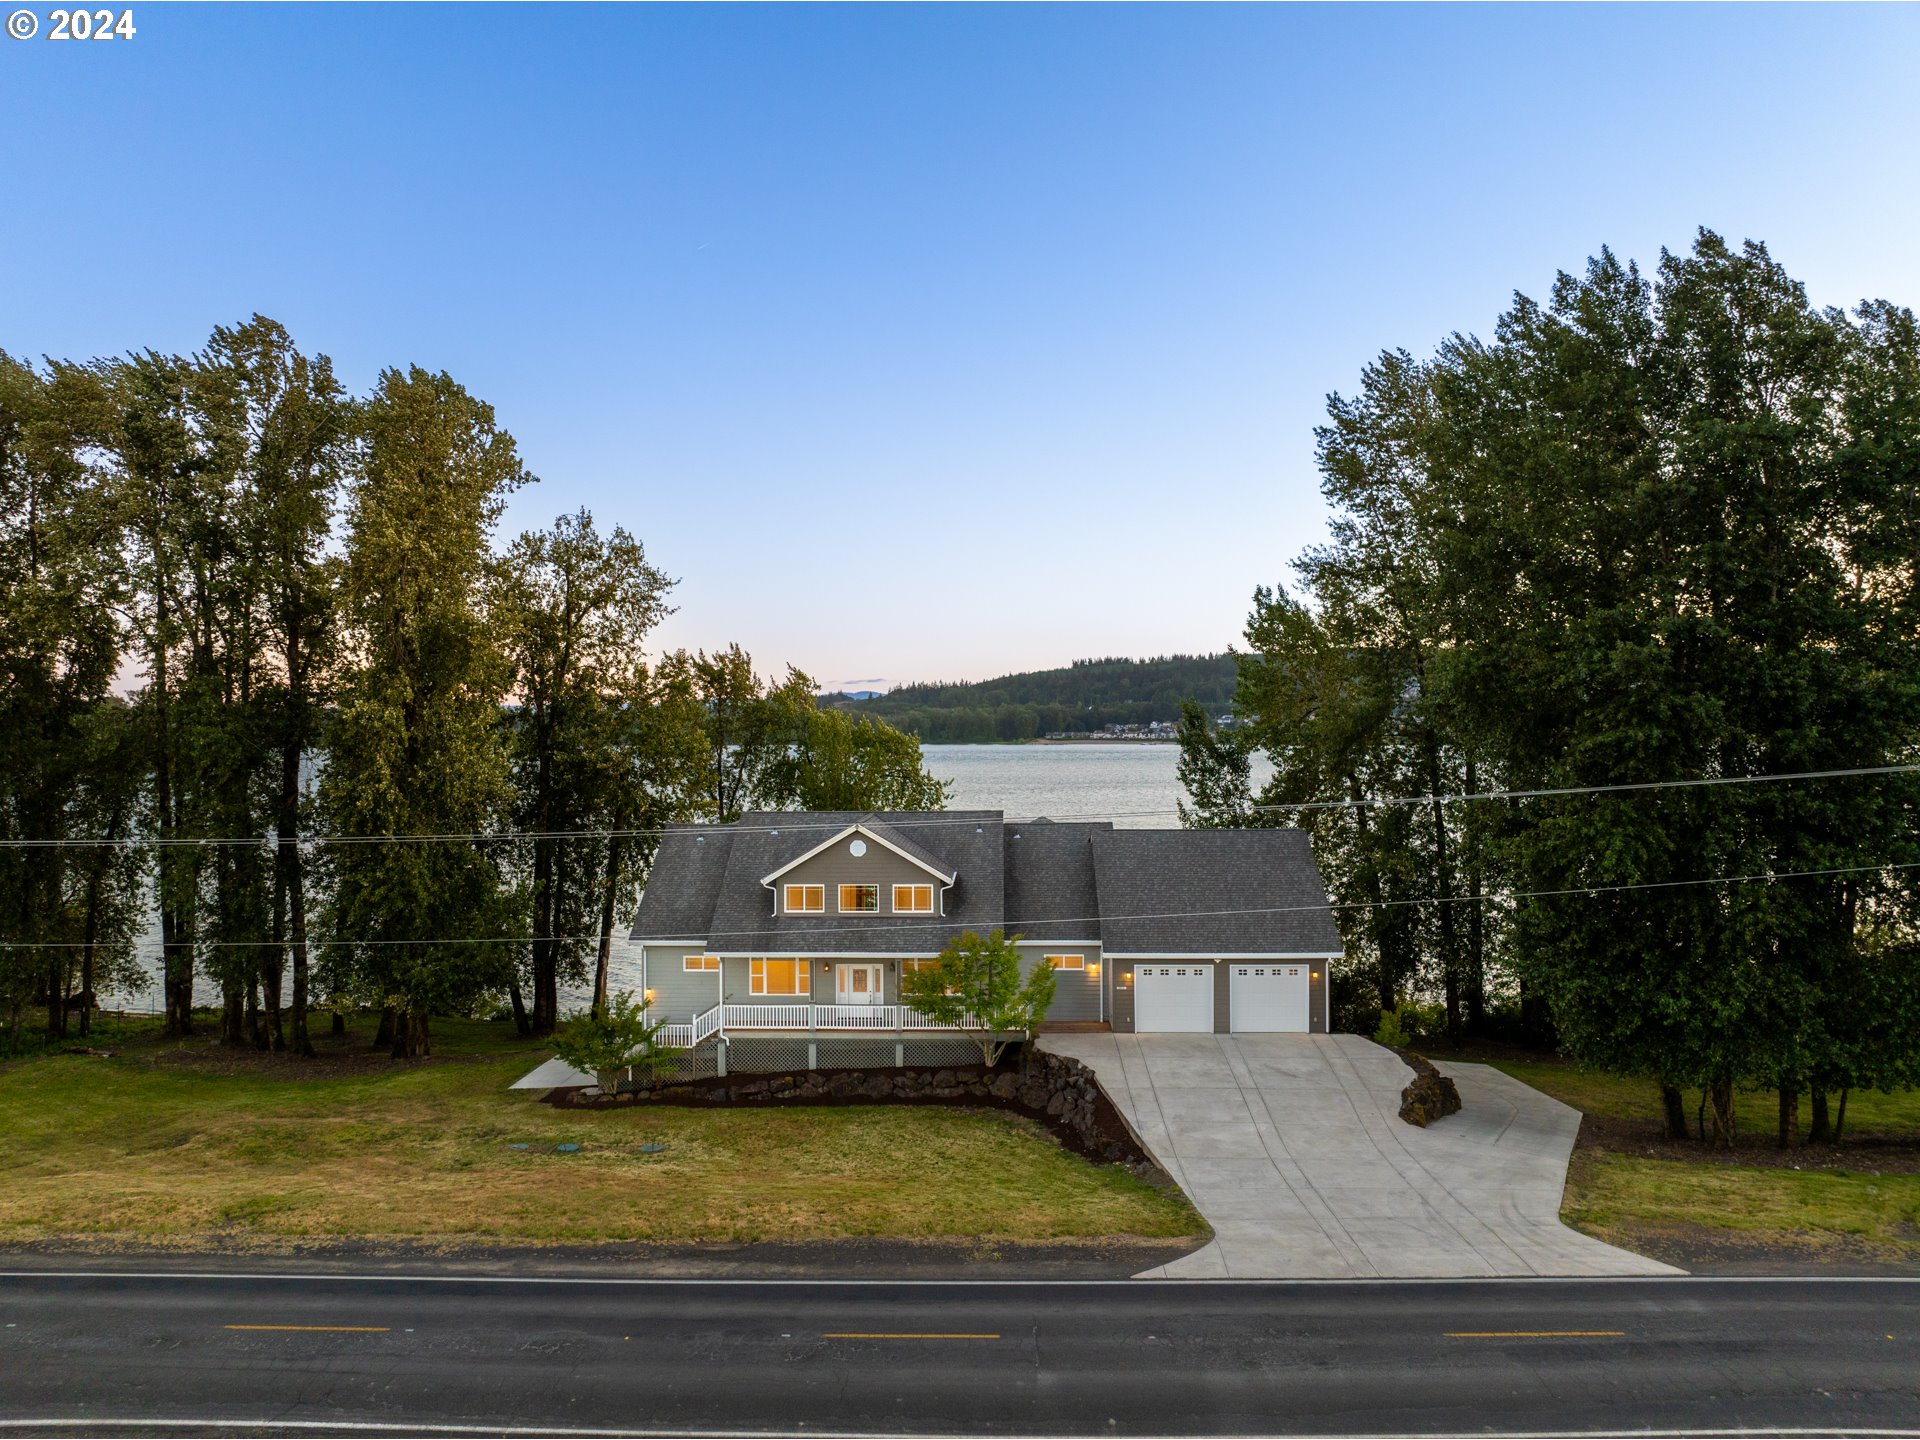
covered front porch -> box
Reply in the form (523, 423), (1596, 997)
(656, 1000), (984, 1050)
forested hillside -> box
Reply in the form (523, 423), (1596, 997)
(827, 654), (1236, 742)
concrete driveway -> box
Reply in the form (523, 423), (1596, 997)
(1039, 1031), (1678, 1280)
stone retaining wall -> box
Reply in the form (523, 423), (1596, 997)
(552, 1044), (1149, 1168)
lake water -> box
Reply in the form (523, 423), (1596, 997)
(106, 743), (1214, 1015)
(924, 742), (1192, 828)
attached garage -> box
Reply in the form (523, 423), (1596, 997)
(1230, 963), (1310, 1033)
(1133, 963), (1215, 1033)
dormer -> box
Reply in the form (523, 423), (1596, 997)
(761, 822), (957, 917)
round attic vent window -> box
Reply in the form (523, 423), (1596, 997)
(849, 839), (867, 857)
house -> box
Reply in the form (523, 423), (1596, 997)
(629, 811), (1341, 1060)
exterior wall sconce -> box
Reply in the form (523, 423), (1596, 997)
(1088, 964), (1100, 979)
(643, 988), (656, 1003)
(1122, 971), (1134, 986)
(1311, 971), (1320, 980)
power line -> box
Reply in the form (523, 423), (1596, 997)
(4, 760), (1918, 849)
(9, 855), (1917, 950)
(1252, 762), (1920, 813)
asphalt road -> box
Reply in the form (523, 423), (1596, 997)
(1, 1271), (1917, 1437)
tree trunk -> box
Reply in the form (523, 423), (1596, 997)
(593, 832), (622, 1019)
(508, 971), (532, 1038)
(1834, 1088), (1850, 1144)
(331, 1009), (346, 1037)
(1462, 758), (1485, 1034)
(1350, 790), (1396, 1013)
(247, 972), (264, 1050)
(1809, 1087), (1832, 1143)
(1707, 1078), (1736, 1149)
(1777, 1085), (1799, 1148)
(1660, 1084), (1689, 1141)
(374, 1005), (395, 1051)
(46, 957), (67, 1040)
(390, 1008), (430, 1059)
(220, 978), (247, 1047)
(1420, 727), (1461, 1040)
(277, 742), (314, 1057)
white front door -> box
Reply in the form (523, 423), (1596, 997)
(836, 963), (884, 1006)
(1133, 963), (1214, 1033)
(1230, 963), (1310, 1032)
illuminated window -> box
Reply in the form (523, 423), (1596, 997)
(683, 955), (719, 972)
(1046, 954), (1085, 970)
(839, 883), (879, 912)
(750, 959), (810, 996)
(784, 884), (825, 913)
(892, 884), (935, 913)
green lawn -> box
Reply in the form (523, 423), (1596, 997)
(0, 1018), (1201, 1251)
(1483, 1056), (1920, 1262)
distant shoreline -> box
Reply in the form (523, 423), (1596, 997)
(924, 737), (1180, 747)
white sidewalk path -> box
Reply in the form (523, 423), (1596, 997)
(1039, 1031), (1679, 1281)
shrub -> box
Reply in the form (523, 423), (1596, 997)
(550, 992), (682, 1091)
(1372, 1007), (1411, 1049)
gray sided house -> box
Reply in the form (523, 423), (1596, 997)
(630, 811), (1342, 1047)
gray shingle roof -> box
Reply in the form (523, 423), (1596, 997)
(632, 810), (1341, 960)
(1089, 828), (1343, 955)
(1002, 819), (1110, 942)
(686, 810), (1002, 955)
(630, 826), (736, 940)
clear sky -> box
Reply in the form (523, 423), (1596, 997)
(5, 4), (1918, 691)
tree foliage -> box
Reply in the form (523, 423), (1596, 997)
(899, 929), (1055, 1067)
(1184, 229), (1920, 1140)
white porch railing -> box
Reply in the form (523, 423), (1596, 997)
(679, 1002), (994, 1035)
(656, 1022), (695, 1048)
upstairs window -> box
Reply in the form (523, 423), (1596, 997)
(839, 883), (879, 912)
(784, 883), (825, 914)
(893, 883), (935, 913)
(1046, 954), (1086, 970)
(750, 959), (810, 996)
(684, 955), (719, 972)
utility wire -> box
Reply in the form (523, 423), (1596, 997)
(4, 761), (1917, 849)
(1252, 762), (1920, 813)
(9, 855), (1917, 950)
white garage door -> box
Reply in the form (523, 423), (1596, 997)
(1134, 963), (1214, 1033)
(1230, 963), (1310, 1032)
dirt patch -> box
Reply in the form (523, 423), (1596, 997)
(1573, 1112), (1920, 1175)
(1574, 1215), (1920, 1277)
(138, 1026), (538, 1079)
(0, 1232), (1206, 1279)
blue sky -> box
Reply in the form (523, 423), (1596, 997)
(5, 4), (1918, 690)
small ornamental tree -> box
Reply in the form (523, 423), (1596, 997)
(550, 991), (683, 1091)
(899, 929), (1056, 1068)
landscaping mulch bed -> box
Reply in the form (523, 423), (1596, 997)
(1574, 1111), (1920, 1175)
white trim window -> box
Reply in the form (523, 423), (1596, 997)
(838, 883), (879, 913)
(684, 954), (719, 972)
(750, 958), (811, 996)
(892, 883), (934, 913)
(783, 883), (825, 914)
(1045, 954), (1085, 970)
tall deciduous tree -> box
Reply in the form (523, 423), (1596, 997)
(318, 367), (527, 1058)
(0, 352), (138, 1041)
(495, 508), (674, 1035)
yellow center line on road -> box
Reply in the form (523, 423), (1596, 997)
(223, 1325), (391, 1333)
(1445, 1330), (1625, 1338)
(820, 1332), (1001, 1340)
